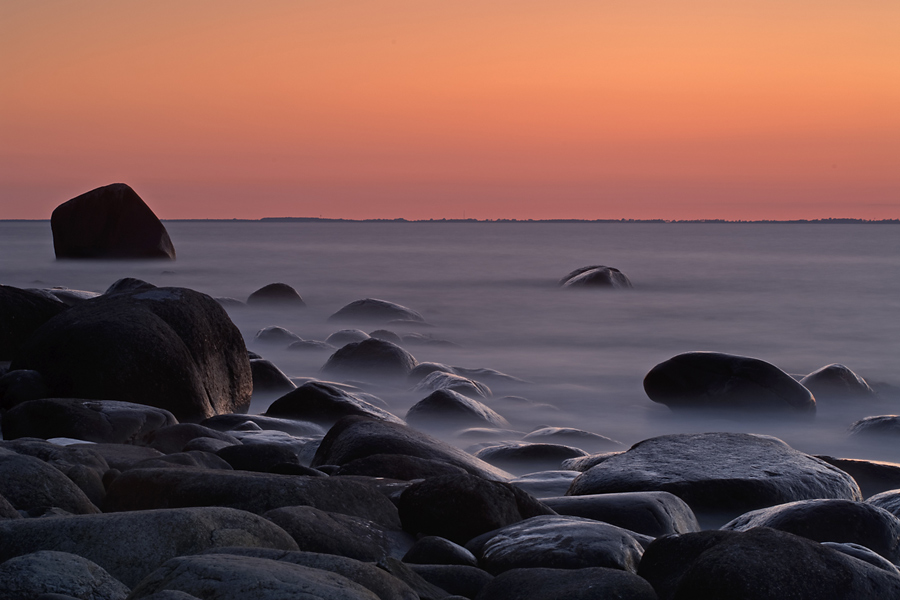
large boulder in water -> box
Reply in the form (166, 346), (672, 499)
(321, 338), (418, 382)
(51, 183), (175, 259)
(567, 432), (861, 526)
(643, 351), (816, 414)
(0, 285), (68, 361)
(328, 298), (425, 324)
(10, 282), (251, 422)
(559, 265), (632, 288)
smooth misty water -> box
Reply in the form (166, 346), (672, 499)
(3, 220), (900, 462)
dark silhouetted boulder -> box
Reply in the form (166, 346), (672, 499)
(216, 443), (301, 473)
(559, 265), (633, 288)
(409, 564), (493, 598)
(0, 285), (68, 361)
(0, 508), (297, 588)
(0, 369), (50, 410)
(475, 442), (588, 475)
(638, 527), (900, 600)
(474, 567), (657, 600)
(0, 448), (100, 514)
(406, 389), (508, 432)
(722, 499), (900, 564)
(250, 358), (296, 396)
(311, 416), (513, 481)
(246, 283), (305, 306)
(568, 433), (861, 527)
(11, 285), (252, 422)
(473, 515), (645, 574)
(336, 454), (468, 480)
(800, 363), (876, 401)
(0, 550), (129, 600)
(265, 381), (402, 427)
(403, 536), (478, 567)
(1, 398), (177, 443)
(322, 339), (418, 382)
(398, 472), (555, 545)
(543, 491), (700, 538)
(816, 456), (900, 499)
(643, 351), (816, 413)
(329, 299), (425, 324)
(51, 183), (175, 259)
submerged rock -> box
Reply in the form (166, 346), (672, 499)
(643, 351), (816, 413)
(246, 283), (305, 306)
(849, 415), (900, 437)
(412, 371), (492, 398)
(329, 298), (425, 324)
(405, 389), (508, 431)
(250, 358), (297, 396)
(522, 426), (623, 452)
(321, 339), (418, 382)
(51, 183), (175, 259)
(559, 265), (633, 288)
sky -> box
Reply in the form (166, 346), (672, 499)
(1, 1), (898, 220)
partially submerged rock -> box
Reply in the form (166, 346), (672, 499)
(559, 265), (633, 289)
(329, 299), (425, 324)
(265, 381), (402, 428)
(406, 389), (509, 432)
(246, 283), (305, 306)
(800, 363), (876, 401)
(321, 339), (418, 382)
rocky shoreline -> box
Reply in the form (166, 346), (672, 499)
(3, 277), (900, 599)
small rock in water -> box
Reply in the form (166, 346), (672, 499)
(249, 358), (297, 396)
(246, 283), (305, 306)
(325, 329), (370, 346)
(412, 371), (491, 398)
(800, 363), (877, 401)
(523, 426), (623, 452)
(559, 265), (633, 288)
(475, 442), (589, 475)
(253, 326), (302, 345)
(849, 415), (900, 437)
(369, 329), (402, 344)
(321, 338), (418, 382)
(406, 389), (508, 432)
(329, 298), (425, 324)
(288, 339), (335, 352)
(509, 471), (581, 499)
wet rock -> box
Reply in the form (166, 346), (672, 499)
(473, 515), (645, 574)
(822, 542), (900, 575)
(336, 454), (468, 481)
(253, 326), (302, 345)
(104, 278), (156, 295)
(103, 467), (401, 528)
(246, 283), (305, 306)
(475, 442), (588, 475)
(373, 557), (450, 600)
(543, 491), (700, 538)
(800, 363), (876, 401)
(409, 564), (492, 598)
(866, 489), (900, 519)
(326, 329), (371, 346)
(559, 265), (633, 288)
(412, 372), (492, 399)
(216, 442), (302, 472)
(522, 426), (622, 452)
(815, 456), (900, 499)
(643, 351), (816, 413)
(129, 451), (233, 471)
(322, 339), (418, 382)
(264, 505), (412, 561)
(142, 423), (240, 454)
(567, 433), (861, 527)
(1, 398), (177, 444)
(265, 381), (402, 428)
(509, 470), (581, 498)
(227, 429), (321, 467)
(398, 472), (555, 545)
(406, 389), (508, 432)
(0, 491), (21, 519)
(638, 527), (900, 600)
(250, 358), (297, 396)
(329, 299), (425, 324)
(400, 333), (459, 348)
(561, 451), (623, 471)
(70, 443), (163, 471)
(0, 285), (68, 361)
(0, 369), (50, 410)
(11, 284), (252, 422)
(51, 183), (175, 259)
(312, 416), (513, 481)
(288, 339), (336, 352)
(201, 413), (325, 437)
(369, 329), (402, 344)
(849, 415), (900, 437)
(474, 567), (657, 600)
(0, 550), (129, 600)
(402, 536), (478, 567)
(0, 507), (298, 587)
(0, 449), (99, 514)
(28, 287), (101, 306)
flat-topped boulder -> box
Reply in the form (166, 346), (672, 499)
(559, 265), (633, 288)
(567, 432), (861, 526)
(10, 283), (251, 422)
(51, 183), (175, 259)
(328, 298), (425, 324)
(643, 351), (816, 413)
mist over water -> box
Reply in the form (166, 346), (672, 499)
(3, 220), (900, 464)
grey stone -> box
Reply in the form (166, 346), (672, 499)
(246, 283), (305, 306)
(559, 265), (633, 288)
(474, 567), (657, 600)
(406, 389), (508, 431)
(543, 491), (701, 538)
(329, 299), (425, 324)
(266, 381), (402, 428)
(0, 551), (128, 600)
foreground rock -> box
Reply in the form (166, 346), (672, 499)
(643, 352), (816, 413)
(0, 550), (129, 600)
(51, 183), (175, 259)
(398, 473), (555, 545)
(567, 433), (861, 526)
(474, 567), (658, 600)
(311, 416), (513, 481)
(543, 491), (700, 538)
(638, 527), (900, 600)
(321, 339), (418, 382)
(0, 448), (100, 514)
(103, 467), (401, 528)
(471, 515), (646, 575)
(265, 381), (402, 427)
(559, 265), (633, 288)
(329, 299), (425, 324)
(10, 282), (251, 422)
(0, 507), (298, 587)
(722, 499), (900, 564)
(1, 398), (177, 443)
(0, 285), (68, 361)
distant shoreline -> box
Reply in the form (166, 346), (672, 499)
(4, 217), (899, 224)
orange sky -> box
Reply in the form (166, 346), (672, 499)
(2, 1), (898, 220)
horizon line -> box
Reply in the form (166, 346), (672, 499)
(3, 217), (899, 224)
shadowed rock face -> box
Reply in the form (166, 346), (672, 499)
(51, 183), (175, 259)
(643, 351), (816, 414)
(265, 381), (402, 428)
(0, 285), (68, 361)
(559, 266), (633, 288)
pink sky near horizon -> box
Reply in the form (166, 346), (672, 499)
(1, 1), (898, 220)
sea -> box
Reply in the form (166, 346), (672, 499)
(2, 220), (899, 463)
